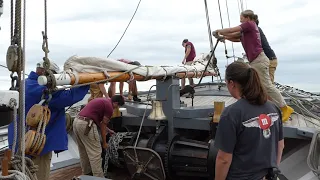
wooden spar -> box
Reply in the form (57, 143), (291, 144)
(38, 71), (216, 86)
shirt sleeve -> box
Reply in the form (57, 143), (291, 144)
(104, 101), (113, 119)
(239, 21), (254, 33)
(214, 107), (239, 154)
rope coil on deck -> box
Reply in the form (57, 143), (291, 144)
(0, 155), (38, 180)
(307, 131), (320, 178)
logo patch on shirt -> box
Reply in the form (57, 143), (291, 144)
(242, 113), (279, 139)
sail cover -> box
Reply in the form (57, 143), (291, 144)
(63, 52), (217, 77)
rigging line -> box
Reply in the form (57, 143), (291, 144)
(225, 0), (235, 62)
(240, 0), (244, 11)
(203, 0), (214, 50)
(203, 0), (215, 82)
(236, 0), (241, 15)
(217, 0), (228, 64)
(107, 0), (142, 58)
(0, 64), (28, 76)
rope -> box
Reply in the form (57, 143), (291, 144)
(20, 0), (26, 174)
(10, 99), (18, 157)
(217, 0), (229, 65)
(0, 155), (38, 180)
(307, 131), (320, 178)
(56, 66), (141, 90)
(106, 0), (142, 57)
(236, 0), (241, 16)
(0, 170), (28, 180)
(203, 0), (214, 50)
(225, 0), (236, 62)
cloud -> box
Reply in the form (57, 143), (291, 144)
(0, 0), (319, 92)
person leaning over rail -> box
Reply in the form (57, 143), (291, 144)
(181, 39), (196, 90)
(214, 61), (284, 180)
(108, 59), (141, 102)
(255, 18), (278, 84)
(73, 95), (124, 177)
(212, 9), (294, 122)
(7, 61), (90, 180)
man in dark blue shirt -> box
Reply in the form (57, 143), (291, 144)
(256, 19), (278, 84)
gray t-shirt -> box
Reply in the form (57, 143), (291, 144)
(214, 99), (283, 180)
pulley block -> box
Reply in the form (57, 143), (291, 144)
(6, 45), (19, 72)
(25, 129), (46, 156)
(26, 104), (51, 127)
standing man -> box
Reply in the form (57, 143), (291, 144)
(255, 18), (278, 84)
(8, 61), (89, 180)
(181, 39), (196, 89)
(73, 95), (124, 177)
(108, 59), (141, 102)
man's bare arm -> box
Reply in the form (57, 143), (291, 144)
(216, 26), (241, 36)
(184, 45), (191, 61)
(100, 117), (109, 149)
(225, 36), (241, 42)
(227, 32), (241, 39)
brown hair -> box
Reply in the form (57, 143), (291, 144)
(241, 10), (258, 22)
(225, 61), (267, 105)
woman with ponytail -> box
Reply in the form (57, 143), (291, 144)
(214, 61), (284, 180)
(212, 10), (293, 122)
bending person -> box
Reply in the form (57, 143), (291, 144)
(181, 39), (196, 89)
(214, 61), (284, 180)
(73, 95), (124, 177)
(255, 18), (278, 84)
(213, 9), (293, 122)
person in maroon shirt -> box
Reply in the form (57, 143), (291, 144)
(212, 10), (293, 123)
(181, 39), (196, 89)
(73, 95), (124, 177)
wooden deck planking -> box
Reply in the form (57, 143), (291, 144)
(181, 96), (237, 107)
(181, 96), (320, 131)
(49, 164), (130, 180)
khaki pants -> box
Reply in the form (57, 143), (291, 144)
(181, 61), (194, 88)
(249, 52), (286, 107)
(88, 84), (103, 103)
(269, 59), (278, 84)
(73, 118), (104, 177)
(32, 151), (52, 180)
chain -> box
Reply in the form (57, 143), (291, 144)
(104, 132), (134, 177)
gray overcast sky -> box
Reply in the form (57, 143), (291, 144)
(0, 0), (319, 92)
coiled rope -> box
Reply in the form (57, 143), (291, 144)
(0, 155), (38, 180)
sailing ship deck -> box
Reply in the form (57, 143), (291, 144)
(179, 95), (320, 131)
(68, 82), (320, 139)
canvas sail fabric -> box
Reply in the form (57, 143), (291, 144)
(63, 52), (216, 77)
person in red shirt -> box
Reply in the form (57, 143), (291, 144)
(181, 39), (196, 89)
(73, 95), (124, 177)
(212, 10), (293, 122)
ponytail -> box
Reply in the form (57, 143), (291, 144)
(225, 61), (268, 105)
(242, 68), (268, 105)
